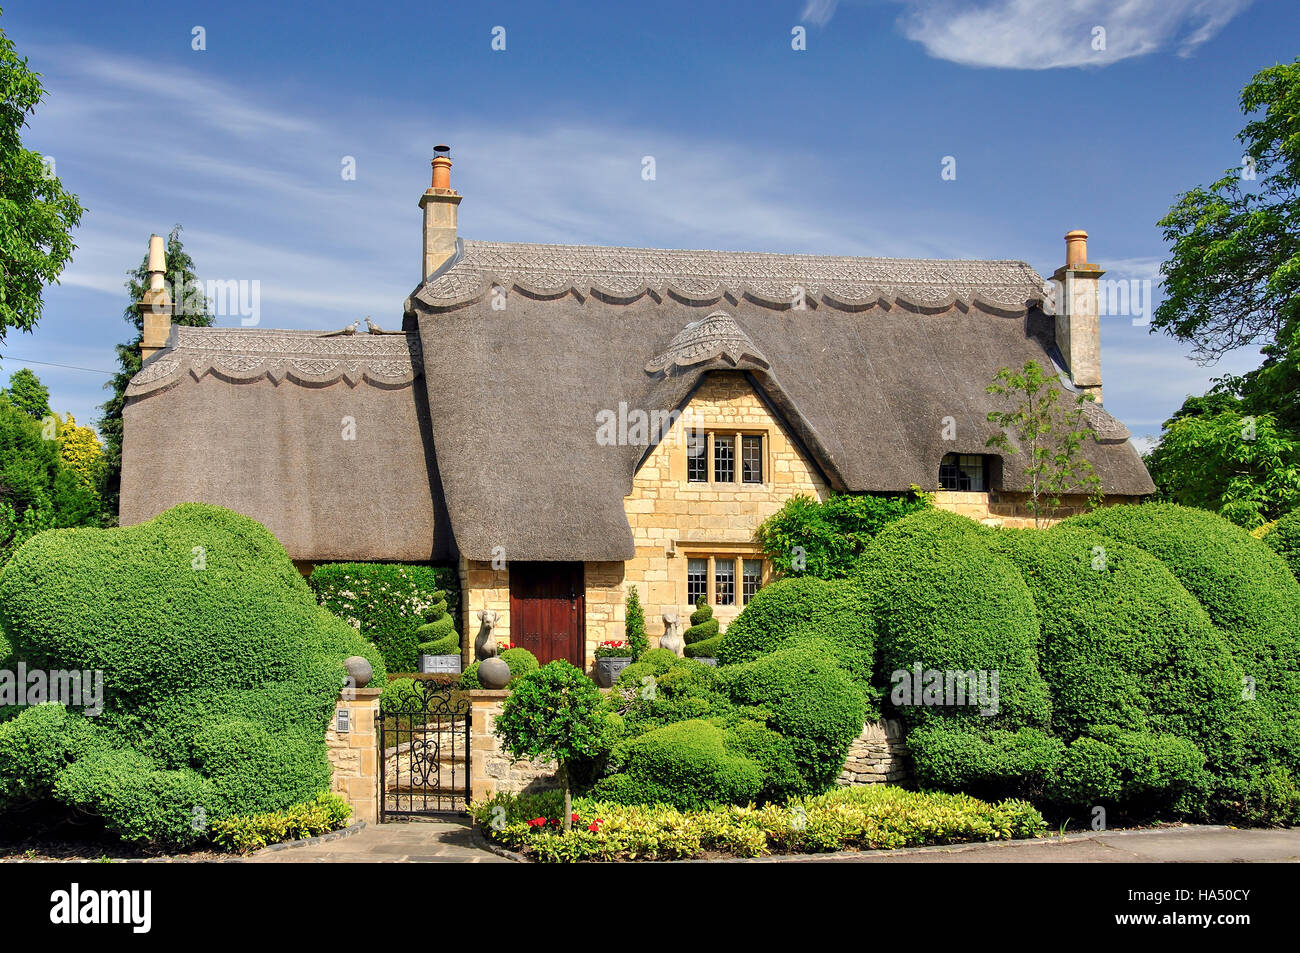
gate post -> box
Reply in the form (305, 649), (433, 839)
(327, 687), (381, 826)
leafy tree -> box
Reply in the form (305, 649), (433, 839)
(624, 585), (648, 657)
(98, 226), (213, 518)
(986, 360), (1101, 528)
(1144, 409), (1300, 528)
(493, 661), (608, 831)
(1152, 59), (1300, 432)
(1, 367), (48, 419)
(0, 13), (84, 345)
(756, 491), (931, 579)
(55, 413), (103, 491)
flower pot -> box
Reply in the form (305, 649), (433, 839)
(477, 656), (512, 689)
(595, 656), (633, 687)
(419, 654), (462, 675)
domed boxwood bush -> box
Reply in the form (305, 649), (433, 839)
(722, 720), (804, 803)
(1064, 504), (1300, 790)
(1263, 509), (1300, 584)
(589, 719), (763, 810)
(722, 644), (865, 793)
(989, 527), (1248, 803)
(0, 503), (385, 847)
(683, 596), (720, 658)
(854, 509), (1052, 731)
(717, 576), (875, 691)
(907, 723), (1065, 802)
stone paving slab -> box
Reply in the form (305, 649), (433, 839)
(245, 818), (511, 864)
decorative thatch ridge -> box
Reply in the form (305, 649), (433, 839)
(127, 327), (423, 396)
(414, 240), (1046, 312)
(646, 311), (769, 375)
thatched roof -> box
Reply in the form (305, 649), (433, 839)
(121, 240), (1154, 564)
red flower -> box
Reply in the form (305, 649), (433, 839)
(527, 817), (547, 828)
(571, 813), (581, 823)
(587, 821), (600, 833)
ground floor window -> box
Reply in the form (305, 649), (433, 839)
(684, 553), (765, 608)
(939, 453), (987, 491)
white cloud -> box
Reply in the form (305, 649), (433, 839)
(893, 0), (1251, 69)
(801, 0), (841, 27)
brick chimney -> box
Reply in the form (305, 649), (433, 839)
(419, 144), (461, 281)
(138, 234), (173, 360)
(1051, 229), (1104, 401)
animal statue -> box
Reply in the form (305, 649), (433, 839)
(474, 609), (500, 661)
(659, 611), (685, 657)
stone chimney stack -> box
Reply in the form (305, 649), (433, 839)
(1052, 229), (1104, 402)
(419, 144), (461, 282)
(138, 234), (173, 361)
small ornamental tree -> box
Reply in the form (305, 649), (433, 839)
(493, 661), (609, 831)
(624, 585), (648, 657)
(986, 359), (1102, 528)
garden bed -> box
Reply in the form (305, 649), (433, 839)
(471, 785), (1046, 862)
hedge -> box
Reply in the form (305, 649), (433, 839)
(854, 509), (1052, 731)
(310, 563), (460, 672)
(722, 644), (865, 793)
(907, 723), (1065, 802)
(0, 503), (384, 847)
(1263, 509), (1300, 583)
(717, 576), (875, 696)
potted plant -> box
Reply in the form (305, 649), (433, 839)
(416, 590), (462, 674)
(594, 640), (635, 687)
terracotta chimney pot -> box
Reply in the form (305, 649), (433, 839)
(1064, 229), (1089, 268)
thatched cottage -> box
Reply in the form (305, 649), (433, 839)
(120, 147), (1154, 670)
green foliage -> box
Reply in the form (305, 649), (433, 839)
(683, 595), (718, 655)
(722, 720), (805, 803)
(473, 786), (1046, 862)
(1144, 409), (1300, 527)
(908, 724), (1065, 802)
(1263, 508), (1300, 582)
(1151, 58), (1300, 433)
(0, 704), (102, 807)
(624, 585), (648, 657)
(856, 509), (1052, 730)
(717, 575), (875, 697)
(2, 368), (48, 419)
(0, 395), (101, 566)
(414, 589), (459, 655)
(0, 503), (384, 846)
(457, 647), (539, 689)
(589, 719), (763, 811)
(723, 645), (865, 793)
(98, 225), (214, 517)
(0, 21), (84, 345)
(755, 491), (931, 579)
(209, 792), (352, 854)
(495, 662), (609, 769)
(310, 563), (460, 672)
(986, 359), (1102, 526)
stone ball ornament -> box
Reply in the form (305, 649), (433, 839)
(477, 656), (512, 690)
(344, 655), (373, 688)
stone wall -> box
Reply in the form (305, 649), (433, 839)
(469, 690), (558, 802)
(837, 719), (910, 787)
(326, 687), (380, 825)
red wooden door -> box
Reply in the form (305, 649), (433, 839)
(509, 562), (585, 667)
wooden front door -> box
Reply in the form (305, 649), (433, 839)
(509, 562), (585, 667)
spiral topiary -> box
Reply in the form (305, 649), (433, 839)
(416, 589), (459, 656)
(683, 595), (720, 658)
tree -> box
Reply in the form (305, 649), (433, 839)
(1152, 59), (1300, 432)
(986, 360), (1102, 528)
(624, 585), (648, 657)
(1144, 409), (1300, 528)
(493, 661), (608, 831)
(1, 367), (48, 419)
(98, 226), (214, 518)
(0, 13), (84, 345)
(55, 413), (103, 492)
(755, 491), (931, 579)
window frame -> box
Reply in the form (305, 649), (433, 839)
(686, 430), (768, 486)
(938, 453), (987, 492)
(681, 551), (767, 608)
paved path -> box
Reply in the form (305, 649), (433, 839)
(245, 818), (512, 864)
(755, 826), (1300, 863)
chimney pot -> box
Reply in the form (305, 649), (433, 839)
(431, 144), (453, 191)
(419, 143), (462, 281)
(147, 233), (167, 292)
(1064, 229), (1089, 268)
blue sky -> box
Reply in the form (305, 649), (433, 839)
(4, 0), (1298, 444)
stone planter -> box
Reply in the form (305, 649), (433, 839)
(595, 656), (634, 687)
(419, 654), (462, 675)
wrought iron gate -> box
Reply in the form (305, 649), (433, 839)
(378, 680), (471, 819)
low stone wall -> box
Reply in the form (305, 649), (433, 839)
(837, 719), (910, 787)
(326, 687), (380, 825)
(932, 489), (1137, 529)
(469, 689), (558, 802)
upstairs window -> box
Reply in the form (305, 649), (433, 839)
(686, 432), (765, 485)
(687, 432), (708, 483)
(939, 454), (987, 492)
(714, 435), (735, 483)
(741, 435), (763, 483)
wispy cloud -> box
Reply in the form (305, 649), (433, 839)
(801, 0), (841, 27)
(892, 0), (1251, 69)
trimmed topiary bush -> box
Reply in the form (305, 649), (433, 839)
(907, 723), (1065, 803)
(717, 576), (875, 695)
(855, 509), (1052, 731)
(0, 504), (383, 847)
(624, 585), (649, 657)
(722, 720), (804, 803)
(310, 563), (460, 673)
(1263, 509), (1300, 583)
(722, 644), (865, 793)
(458, 647), (539, 689)
(415, 590), (459, 656)
(589, 719), (763, 810)
(682, 596), (720, 658)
